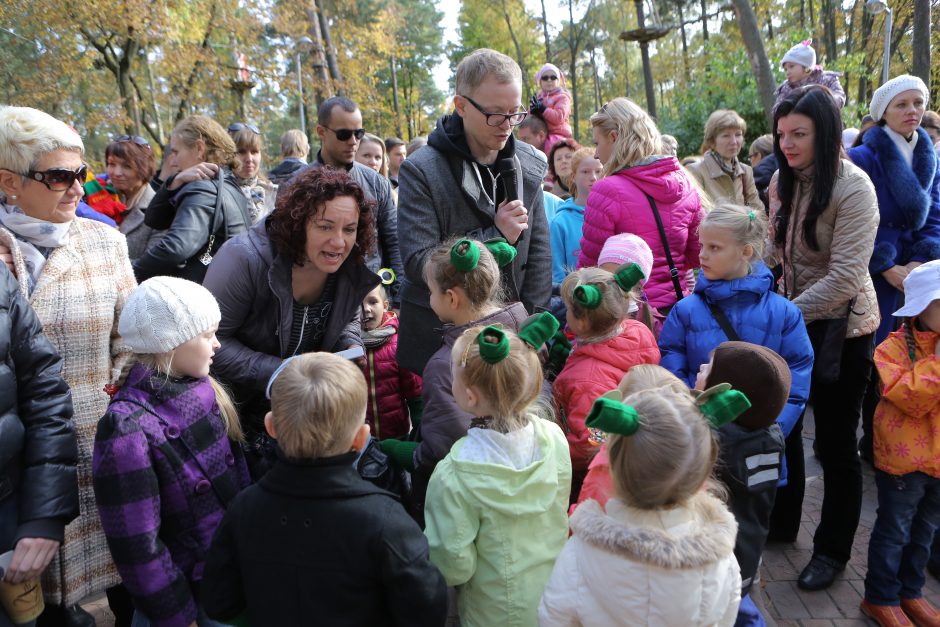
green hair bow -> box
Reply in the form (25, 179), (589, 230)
(518, 312), (560, 350)
(694, 383), (752, 428)
(477, 325), (511, 364)
(450, 239), (481, 272)
(585, 391), (641, 436)
(483, 238), (517, 268)
(613, 263), (645, 292)
(573, 284), (603, 309)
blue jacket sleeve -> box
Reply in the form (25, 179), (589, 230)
(658, 305), (694, 387)
(909, 162), (940, 262)
(550, 217), (568, 285)
(775, 304), (814, 438)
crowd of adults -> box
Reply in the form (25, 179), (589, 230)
(0, 42), (938, 627)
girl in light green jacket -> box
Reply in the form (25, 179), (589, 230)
(424, 316), (572, 627)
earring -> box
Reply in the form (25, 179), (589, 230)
(10, 195), (16, 200)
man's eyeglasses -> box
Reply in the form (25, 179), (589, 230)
(228, 122), (260, 135)
(113, 135), (150, 147)
(323, 127), (366, 141)
(10, 164), (89, 191)
(459, 95), (528, 127)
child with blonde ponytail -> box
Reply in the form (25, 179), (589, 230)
(425, 316), (572, 627)
(92, 277), (250, 627)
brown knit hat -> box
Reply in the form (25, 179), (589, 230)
(704, 341), (791, 430)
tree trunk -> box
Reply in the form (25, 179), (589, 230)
(316, 1), (344, 93)
(634, 0), (656, 117)
(306, 1), (333, 107)
(820, 0), (837, 63)
(176, 0), (218, 123)
(590, 46), (601, 112)
(730, 0), (776, 124)
(912, 0), (931, 93)
(501, 1), (530, 96)
(677, 0), (690, 80)
(700, 0), (709, 41)
(568, 0), (580, 139)
(390, 55), (402, 139)
(540, 0), (551, 60)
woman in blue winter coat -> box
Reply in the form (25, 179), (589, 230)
(659, 202), (814, 626)
(848, 75), (940, 344)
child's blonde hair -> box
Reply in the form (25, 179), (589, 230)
(269, 353), (367, 459)
(607, 382), (719, 509)
(567, 147), (598, 198)
(117, 353), (243, 442)
(423, 237), (504, 312)
(617, 363), (688, 398)
(452, 326), (543, 433)
(590, 98), (662, 176)
(561, 267), (634, 337)
(700, 202), (768, 266)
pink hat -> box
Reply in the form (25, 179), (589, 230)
(536, 63), (565, 87)
(597, 234), (654, 285)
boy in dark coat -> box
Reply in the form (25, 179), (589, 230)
(202, 352), (446, 627)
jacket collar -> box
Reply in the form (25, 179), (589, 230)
(570, 493), (737, 569)
(315, 150), (354, 172)
(260, 451), (394, 499)
(694, 262), (774, 303)
(863, 125), (937, 230)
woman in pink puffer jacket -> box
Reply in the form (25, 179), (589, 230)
(577, 97), (705, 312)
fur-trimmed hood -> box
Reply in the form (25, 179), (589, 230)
(570, 494), (738, 569)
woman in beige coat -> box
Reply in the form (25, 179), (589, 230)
(687, 109), (763, 212)
(0, 106), (135, 624)
(767, 85), (879, 594)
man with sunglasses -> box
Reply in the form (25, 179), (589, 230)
(285, 96), (403, 305)
(396, 48), (551, 376)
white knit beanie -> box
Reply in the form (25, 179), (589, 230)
(870, 74), (929, 122)
(119, 277), (221, 354)
(781, 41), (816, 70)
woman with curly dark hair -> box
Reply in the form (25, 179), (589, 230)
(203, 166), (379, 475)
(548, 139), (579, 198)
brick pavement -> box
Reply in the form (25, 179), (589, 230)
(84, 407), (934, 626)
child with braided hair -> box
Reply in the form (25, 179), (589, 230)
(380, 237), (531, 519)
(553, 263), (660, 498)
(861, 260), (940, 626)
(539, 368), (745, 626)
(424, 317), (572, 627)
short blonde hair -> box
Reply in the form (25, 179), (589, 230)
(608, 380), (718, 509)
(590, 98), (662, 176)
(280, 129), (309, 158)
(749, 134), (774, 159)
(567, 147), (599, 198)
(452, 326), (542, 433)
(700, 202), (768, 262)
(423, 238), (504, 312)
(0, 106), (84, 174)
(561, 266), (634, 337)
(270, 353), (367, 459)
(359, 133), (389, 178)
(617, 363), (687, 397)
(172, 115), (237, 169)
(455, 49), (521, 97)
(701, 109), (747, 153)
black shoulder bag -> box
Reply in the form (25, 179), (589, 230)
(645, 193), (685, 303)
(179, 169), (227, 283)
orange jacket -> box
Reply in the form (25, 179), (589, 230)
(873, 325), (940, 477)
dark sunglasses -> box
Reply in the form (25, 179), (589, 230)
(541, 75), (558, 81)
(460, 95), (528, 127)
(324, 127), (366, 141)
(19, 164), (88, 191)
(113, 134), (150, 146)
(228, 122), (260, 135)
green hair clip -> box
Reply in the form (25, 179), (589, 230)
(694, 383), (752, 428)
(585, 392), (641, 436)
(483, 238), (517, 268)
(613, 262), (646, 293)
(477, 325), (511, 364)
(450, 239), (481, 272)
(573, 284), (603, 309)
(518, 312), (560, 351)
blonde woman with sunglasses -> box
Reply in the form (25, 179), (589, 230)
(0, 105), (137, 622)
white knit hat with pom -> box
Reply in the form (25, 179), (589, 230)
(119, 277), (221, 354)
(869, 74), (929, 122)
(781, 41), (816, 70)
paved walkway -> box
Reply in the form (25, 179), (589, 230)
(84, 408), (930, 626)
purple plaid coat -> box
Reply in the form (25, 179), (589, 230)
(92, 364), (250, 627)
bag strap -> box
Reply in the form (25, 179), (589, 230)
(644, 192), (684, 301)
(699, 294), (740, 341)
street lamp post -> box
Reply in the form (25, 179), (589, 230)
(294, 37), (313, 136)
(865, 0), (892, 85)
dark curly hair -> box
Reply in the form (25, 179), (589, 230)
(548, 139), (580, 190)
(268, 167), (376, 266)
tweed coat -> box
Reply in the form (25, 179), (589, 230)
(0, 217), (136, 605)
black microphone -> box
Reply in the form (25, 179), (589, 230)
(496, 158), (518, 203)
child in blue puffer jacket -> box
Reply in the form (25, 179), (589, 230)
(658, 202), (814, 626)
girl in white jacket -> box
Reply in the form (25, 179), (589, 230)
(538, 369), (743, 626)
